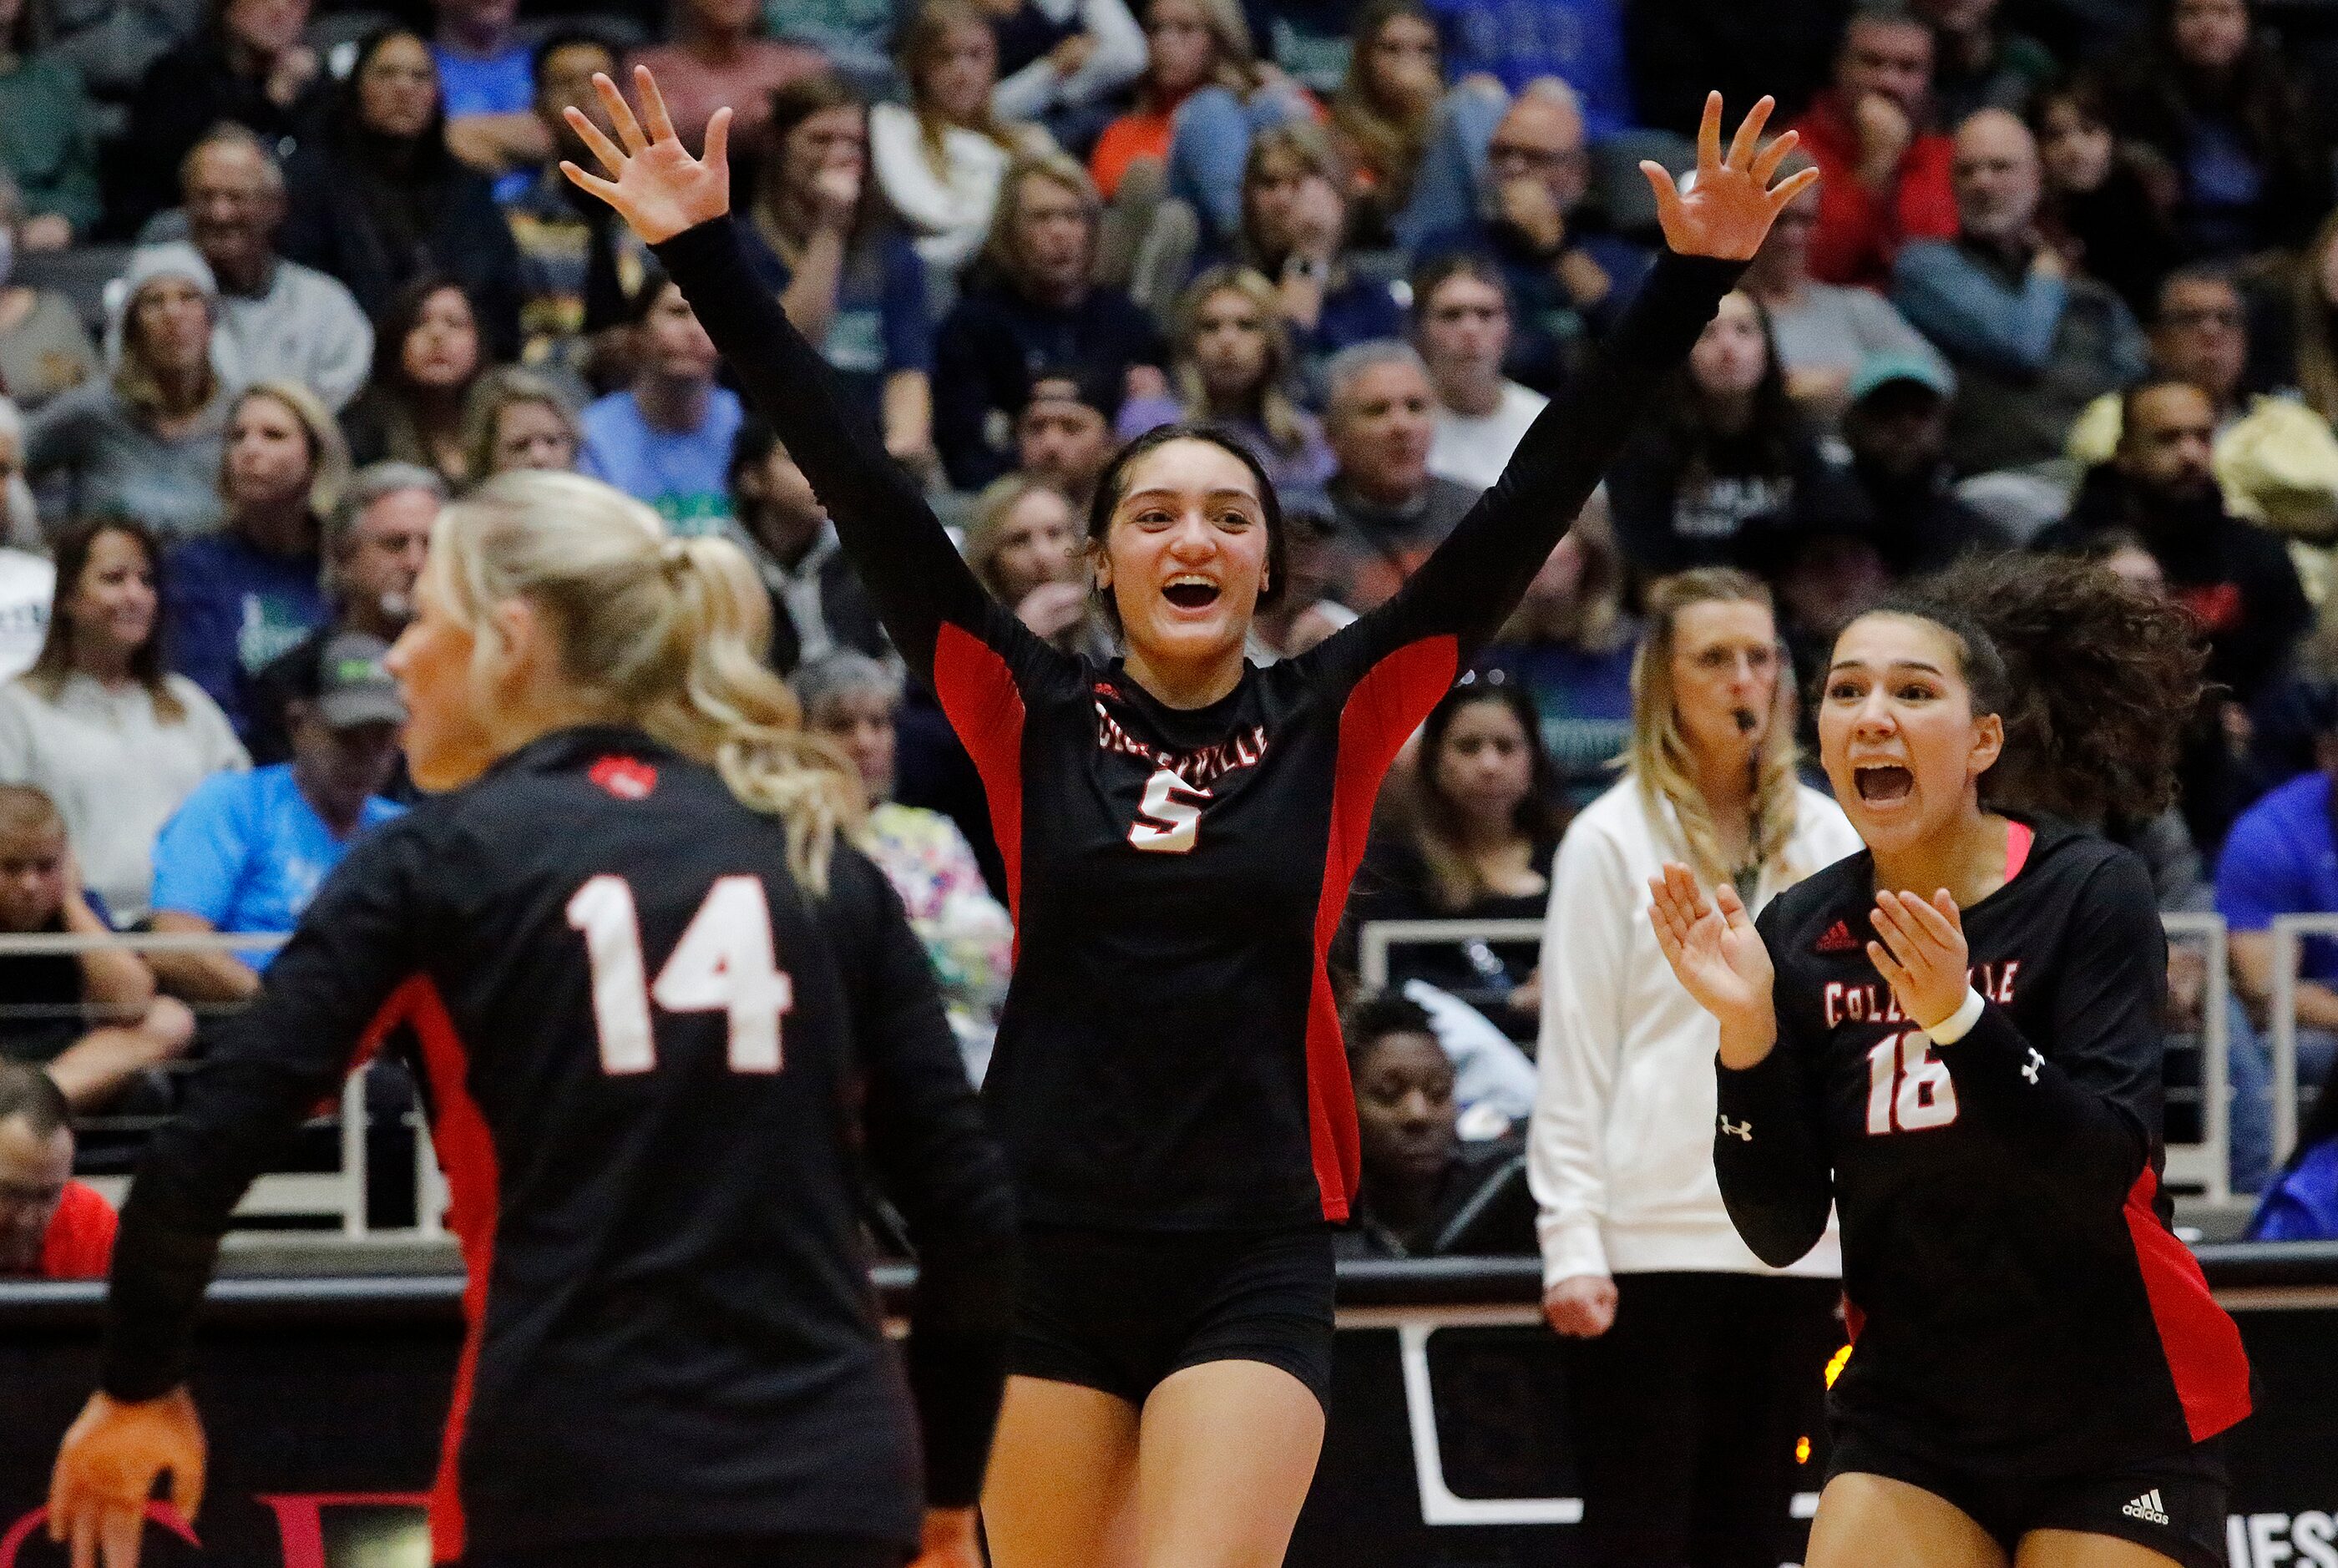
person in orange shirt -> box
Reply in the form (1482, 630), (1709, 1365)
(0, 1062), (117, 1280)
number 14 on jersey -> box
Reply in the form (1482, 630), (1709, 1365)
(568, 874), (796, 1075)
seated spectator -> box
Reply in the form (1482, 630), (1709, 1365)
(1328, 0), (1443, 240)
(1416, 252), (1546, 492)
(1798, 350), (2004, 573)
(1479, 495), (1637, 804)
(1318, 341), (1475, 609)
(2068, 266), (2338, 542)
(0, 1063), (116, 1278)
(173, 125), (374, 413)
(1789, 3), (1958, 289)
(966, 472), (1112, 657)
(1607, 290), (1842, 574)
(1912, 0), (2054, 125)
(1418, 86), (1646, 396)
(24, 245), (230, 538)
(149, 631), (404, 1002)
(114, 0), (329, 237)
(2093, 0), (2328, 266)
(725, 415), (887, 671)
(0, 520), (248, 921)
(0, 464), (50, 682)
(580, 271), (744, 532)
(2032, 77), (2181, 319)
(1738, 149), (1946, 427)
(933, 153), (1167, 488)
(1893, 108), (2147, 476)
(0, 786), (194, 1109)
(0, 176), (101, 412)
(1425, 0), (1632, 138)
(0, 0), (100, 248)
(1008, 362), (1118, 511)
(629, 0), (825, 154)
(281, 28), (525, 360)
(245, 460), (440, 765)
(1345, 676), (1561, 1038)
(986, 0), (1147, 144)
(165, 381), (342, 739)
(431, 0), (544, 201)
(1337, 990), (1532, 1259)
(871, 0), (1055, 278)
(2246, 1050), (2338, 1239)
(1234, 120), (1405, 393)
(2295, 213), (2338, 436)
(1116, 265), (1334, 494)
(0, 392), (40, 553)
(342, 276), (486, 486)
(462, 367), (580, 479)
(792, 650), (1014, 1082)
(748, 73), (939, 475)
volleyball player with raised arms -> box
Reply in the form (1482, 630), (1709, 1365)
(46, 473), (1017, 1568)
(566, 67), (1813, 1568)
(1649, 554), (2253, 1568)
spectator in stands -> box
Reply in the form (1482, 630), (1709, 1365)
(628, 0), (825, 155)
(430, 0), (543, 200)
(1116, 265), (1333, 494)
(933, 152), (1167, 488)
(24, 244), (230, 538)
(462, 367), (580, 479)
(725, 416), (886, 672)
(0, 176), (100, 412)
(149, 630), (404, 1002)
(1607, 291), (1841, 574)
(1894, 108), (2147, 476)
(245, 459), (439, 765)
(1319, 340), (1475, 610)
(2247, 1050), (2338, 1239)
(1738, 149), (1946, 427)
(749, 73), (939, 476)
(2068, 266), (2338, 542)
(0, 1062), (116, 1278)
(1416, 252), (1546, 492)
(2032, 76), (2181, 318)
(281, 28), (526, 360)
(175, 125), (374, 412)
(0, 520), (247, 922)
(114, 0), (328, 236)
(1008, 362), (1118, 511)
(2093, 0), (2329, 265)
(342, 277), (485, 486)
(0, 786), (194, 1108)
(792, 650), (1014, 1080)
(1531, 568), (1855, 1568)
(1804, 350), (2002, 572)
(2294, 213), (2338, 435)
(0, 0), (100, 247)
(965, 471), (1113, 657)
(0, 401), (29, 549)
(1418, 85), (1645, 396)
(1911, 0), (2053, 125)
(1479, 493), (1637, 805)
(0, 406), (50, 675)
(506, 32), (635, 387)
(1328, 0), (1472, 248)
(1789, 3), (1958, 288)
(164, 381), (341, 740)
(1346, 675), (1561, 1038)
(986, 0), (1148, 144)
(579, 271), (743, 532)
(872, 0), (1054, 278)
(1236, 121), (1405, 392)
(1339, 990), (1533, 1258)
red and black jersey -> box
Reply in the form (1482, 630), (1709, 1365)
(100, 728), (1016, 1563)
(1720, 817), (2250, 1475)
(655, 217), (1741, 1231)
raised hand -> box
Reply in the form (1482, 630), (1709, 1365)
(1647, 862), (1778, 1065)
(560, 66), (733, 245)
(48, 1388), (206, 1568)
(1641, 92), (1821, 262)
(1868, 888), (1970, 1033)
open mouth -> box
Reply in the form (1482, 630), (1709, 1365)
(1161, 576), (1222, 610)
(1733, 707), (1759, 735)
(1854, 765), (1915, 804)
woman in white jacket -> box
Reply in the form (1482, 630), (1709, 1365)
(1530, 567), (1859, 1568)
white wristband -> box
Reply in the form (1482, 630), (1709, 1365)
(1925, 985), (1987, 1046)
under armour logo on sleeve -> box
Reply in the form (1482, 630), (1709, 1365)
(2020, 1049), (2044, 1085)
(1719, 1115), (1753, 1141)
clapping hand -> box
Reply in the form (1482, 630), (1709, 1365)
(561, 66), (733, 245)
(1646, 862), (1777, 1066)
(1867, 889), (1971, 1034)
(1641, 93), (1820, 262)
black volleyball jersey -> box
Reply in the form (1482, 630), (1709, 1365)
(1721, 817), (2250, 1475)
(101, 728), (1017, 1562)
(657, 216), (1740, 1229)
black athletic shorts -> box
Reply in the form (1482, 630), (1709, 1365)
(1830, 1424), (2229, 1568)
(1010, 1224), (1337, 1409)
(460, 1534), (907, 1568)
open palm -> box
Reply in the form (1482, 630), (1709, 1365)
(1647, 863), (1774, 1028)
(1642, 92), (1820, 262)
(561, 66), (731, 245)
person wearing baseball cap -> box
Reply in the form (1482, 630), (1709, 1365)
(145, 632), (408, 1004)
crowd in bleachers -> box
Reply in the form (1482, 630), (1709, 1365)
(13, 0), (2338, 1279)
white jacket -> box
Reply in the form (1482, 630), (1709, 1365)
(1530, 776), (1861, 1287)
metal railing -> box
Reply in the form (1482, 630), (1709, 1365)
(2265, 913), (2338, 1164)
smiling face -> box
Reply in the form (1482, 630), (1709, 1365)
(1819, 612), (2004, 857)
(1094, 437), (1271, 669)
(66, 529), (159, 670)
(1668, 597), (1782, 763)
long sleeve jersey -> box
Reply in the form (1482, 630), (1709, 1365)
(100, 726), (1017, 1562)
(1719, 816), (2250, 1476)
(655, 215), (1739, 1230)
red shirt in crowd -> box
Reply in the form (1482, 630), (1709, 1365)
(1789, 89), (1959, 289)
(38, 1180), (119, 1279)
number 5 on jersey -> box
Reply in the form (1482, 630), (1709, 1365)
(1865, 1029), (1960, 1135)
(1129, 767), (1210, 854)
(568, 874), (795, 1075)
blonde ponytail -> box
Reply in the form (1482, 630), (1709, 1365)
(432, 473), (864, 893)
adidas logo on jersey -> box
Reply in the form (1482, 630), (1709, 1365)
(1815, 919), (1860, 953)
(2121, 1490), (2171, 1525)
